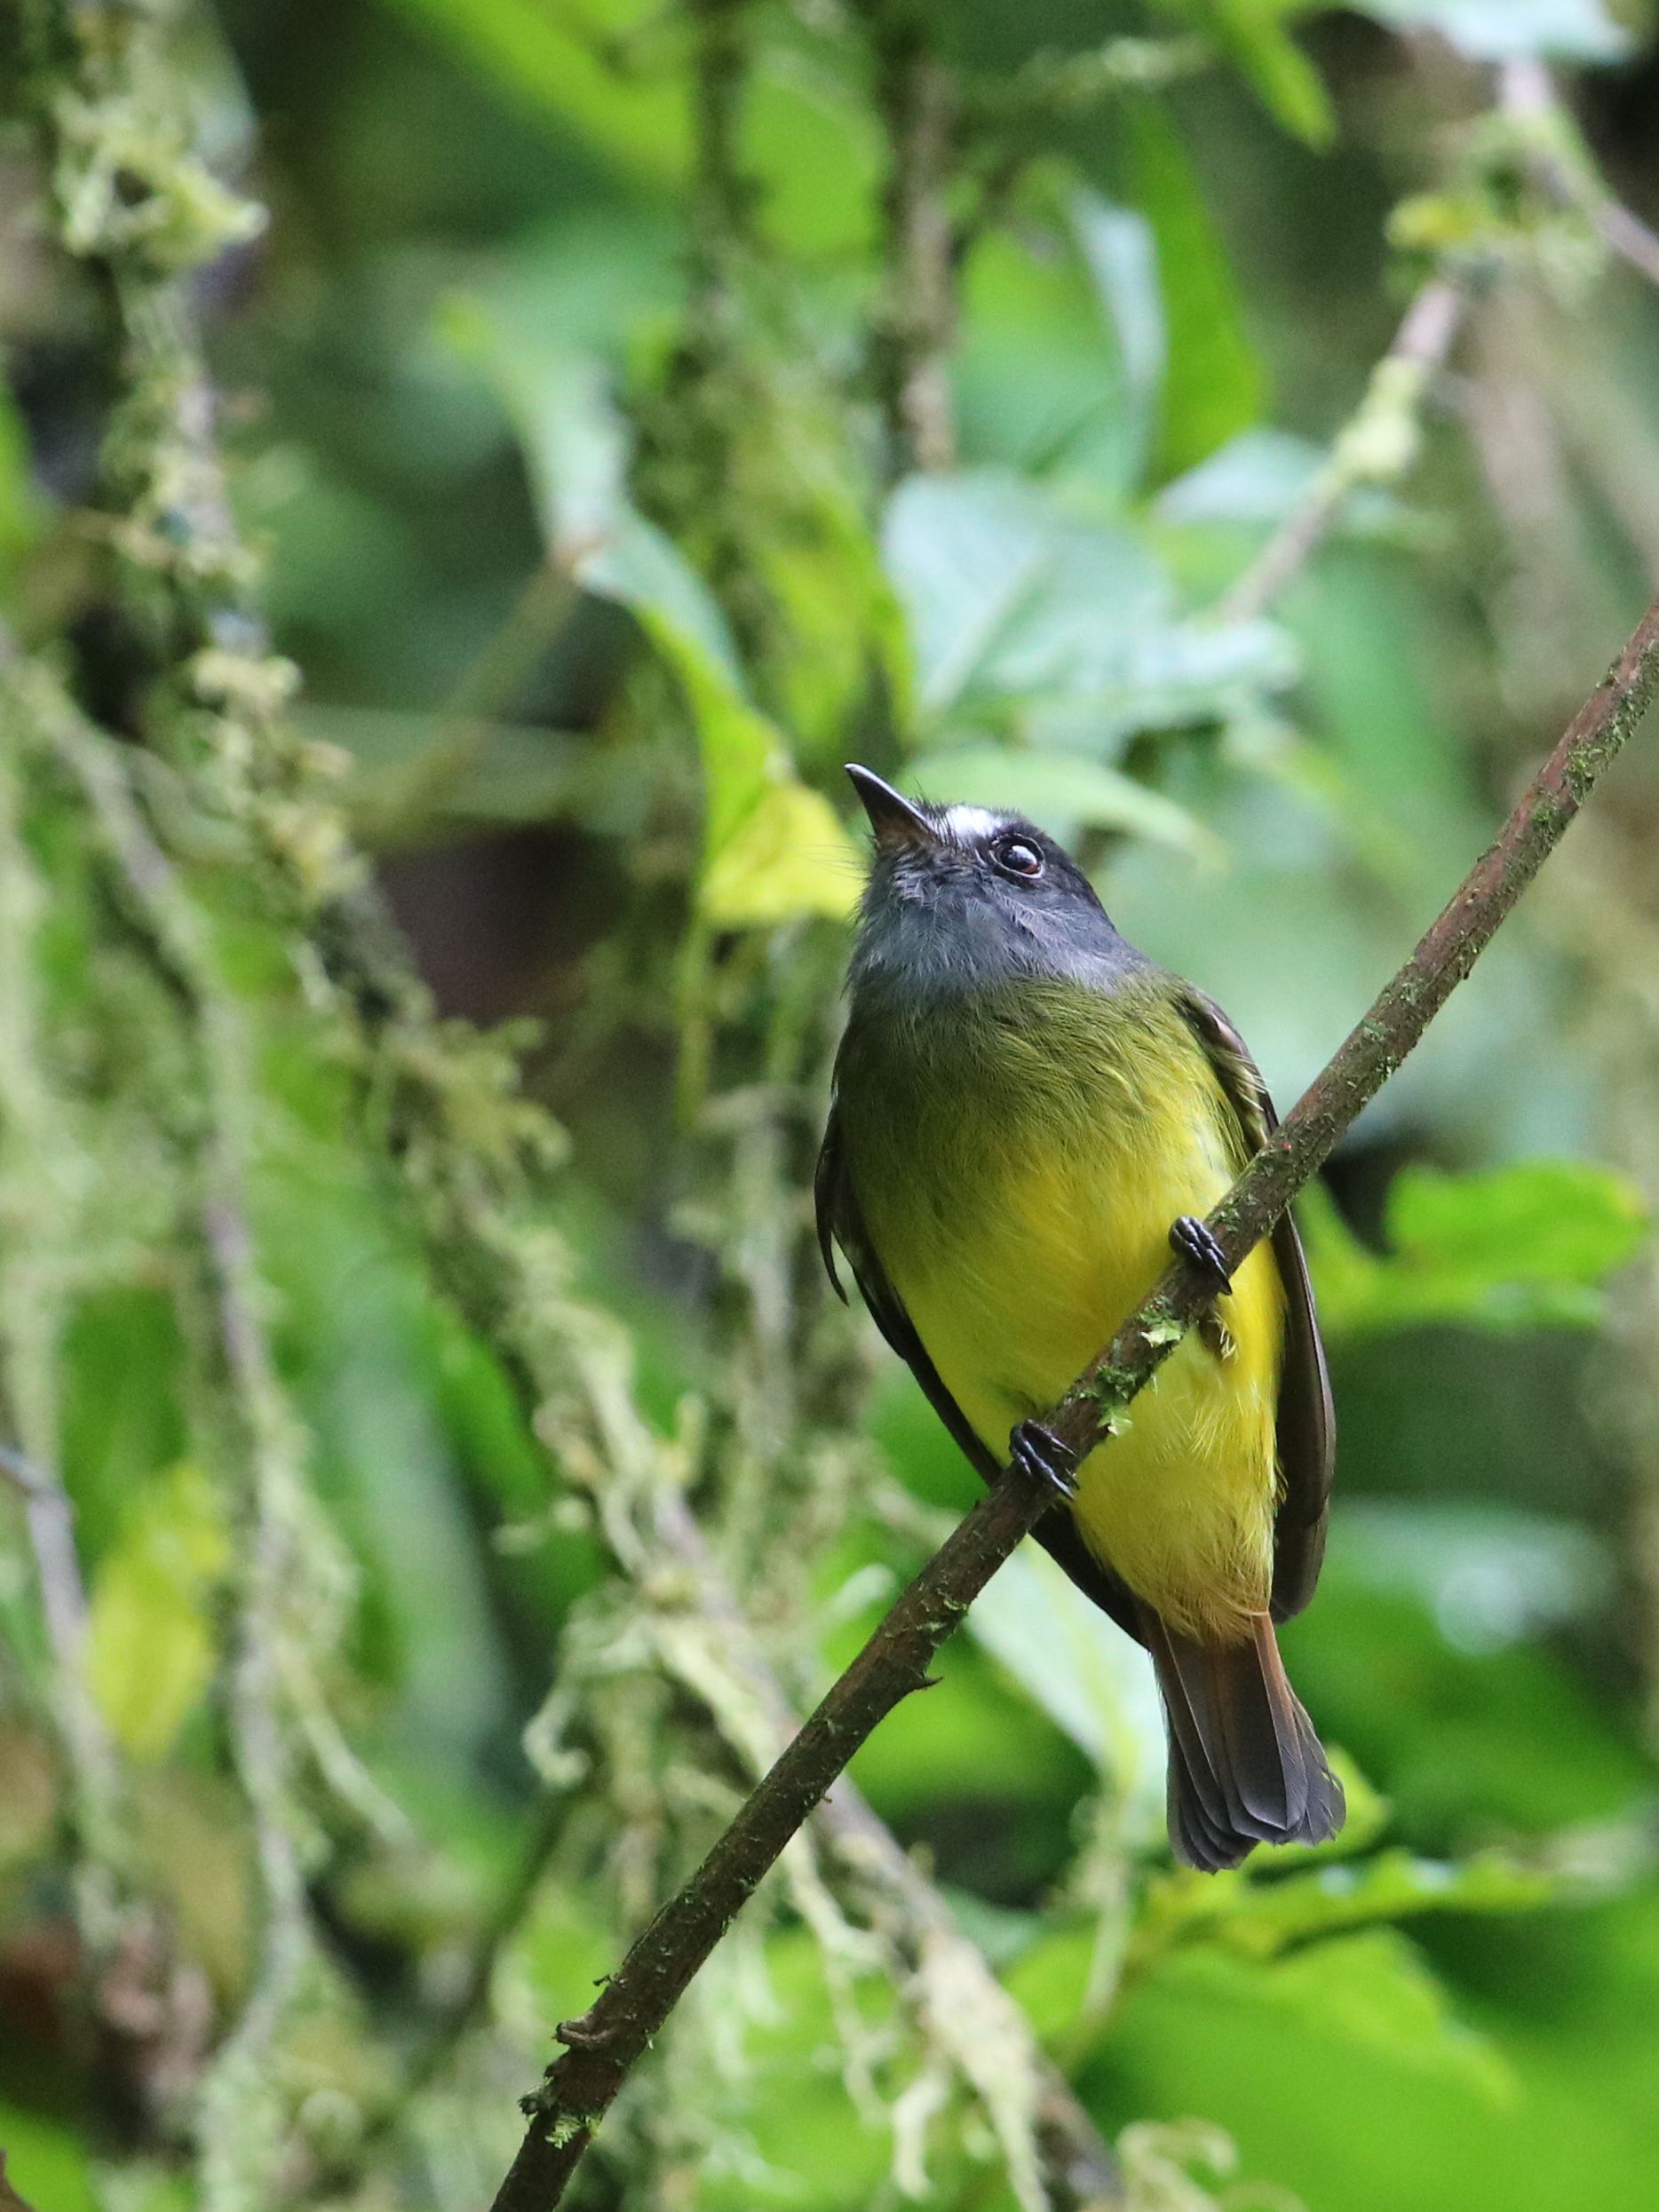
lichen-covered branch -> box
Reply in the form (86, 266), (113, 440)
(18, 670), (338, 2205)
(21, 21), (1052, 2200)
(0, 695), (124, 1910)
(12, 1476), (90, 1709)
(19, 0), (262, 654)
(289, 948), (1121, 2208)
(488, 594), (1659, 2212)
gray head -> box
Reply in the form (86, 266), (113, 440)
(844, 765), (1145, 1012)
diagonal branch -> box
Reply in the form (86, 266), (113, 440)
(1226, 59), (1659, 633)
(489, 594), (1659, 2212)
(1217, 271), (1471, 625)
(654, 1488), (1126, 2209)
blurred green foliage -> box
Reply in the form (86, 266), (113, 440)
(4, 0), (1659, 2208)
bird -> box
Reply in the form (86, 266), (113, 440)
(815, 765), (1344, 1871)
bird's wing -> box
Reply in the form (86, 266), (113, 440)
(815, 1098), (1142, 1642)
(1174, 987), (1335, 1621)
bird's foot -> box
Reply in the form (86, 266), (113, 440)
(1009, 1419), (1079, 1501)
(1170, 1215), (1233, 1296)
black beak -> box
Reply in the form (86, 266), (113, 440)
(845, 764), (937, 853)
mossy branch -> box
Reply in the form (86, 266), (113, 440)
(864, 1), (958, 475)
(488, 595), (1659, 2212)
(17, 667), (325, 2204)
(18, 18), (1094, 2200)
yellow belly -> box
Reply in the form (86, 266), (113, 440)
(871, 1087), (1285, 1643)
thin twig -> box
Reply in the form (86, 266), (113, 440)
(488, 599), (1659, 2210)
(1217, 272), (1470, 624)
(0, 1442), (88, 1669)
(1216, 0), (1639, 615)
(1498, 57), (1659, 293)
(21, 676), (321, 2202)
(0, 1440), (114, 1898)
(1594, 197), (1659, 292)
(0, 725), (125, 1890)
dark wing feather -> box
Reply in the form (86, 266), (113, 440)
(814, 1099), (1142, 1642)
(1174, 988), (1335, 1621)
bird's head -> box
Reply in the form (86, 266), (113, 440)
(844, 764), (1136, 1009)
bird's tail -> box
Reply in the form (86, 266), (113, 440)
(1142, 1607), (1345, 1872)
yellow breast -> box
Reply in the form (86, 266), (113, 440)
(860, 1029), (1286, 1642)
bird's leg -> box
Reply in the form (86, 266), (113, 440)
(1009, 1419), (1079, 1501)
(1170, 1215), (1233, 1296)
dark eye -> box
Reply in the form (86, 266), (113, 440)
(992, 836), (1044, 880)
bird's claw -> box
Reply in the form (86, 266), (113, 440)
(1171, 1215), (1233, 1296)
(1009, 1419), (1079, 1501)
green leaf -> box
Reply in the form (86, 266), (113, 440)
(904, 745), (1218, 858)
(698, 778), (861, 927)
(0, 2110), (97, 2212)
(442, 306), (629, 565)
(1390, 1157), (1648, 1287)
(1159, 1), (1336, 146)
(1068, 190), (1166, 484)
(1302, 1161), (1649, 1339)
(442, 299), (633, 566)
(454, 238), (898, 774)
(1349, 0), (1631, 63)
(881, 472), (1168, 721)
(387, 0), (880, 253)
(0, 376), (43, 585)
(1232, 1929), (1517, 2101)
(954, 226), (1145, 490)
(445, 296), (860, 916)
(578, 503), (749, 710)
(1023, 616), (1300, 751)
(1136, 1842), (1551, 1970)
(1124, 100), (1266, 476)
(965, 1548), (1168, 1837)
(578, 510), (858, 921)
(742, 25), (882, 258)
(883, 478), (1297, 801)
(1157, 426), (1328, 523)
(575, 505), (774, 836)
(1111, 1928), (1516, 2106)
(385, 0), (690, 181)
(84, 1464), (230, 1761)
